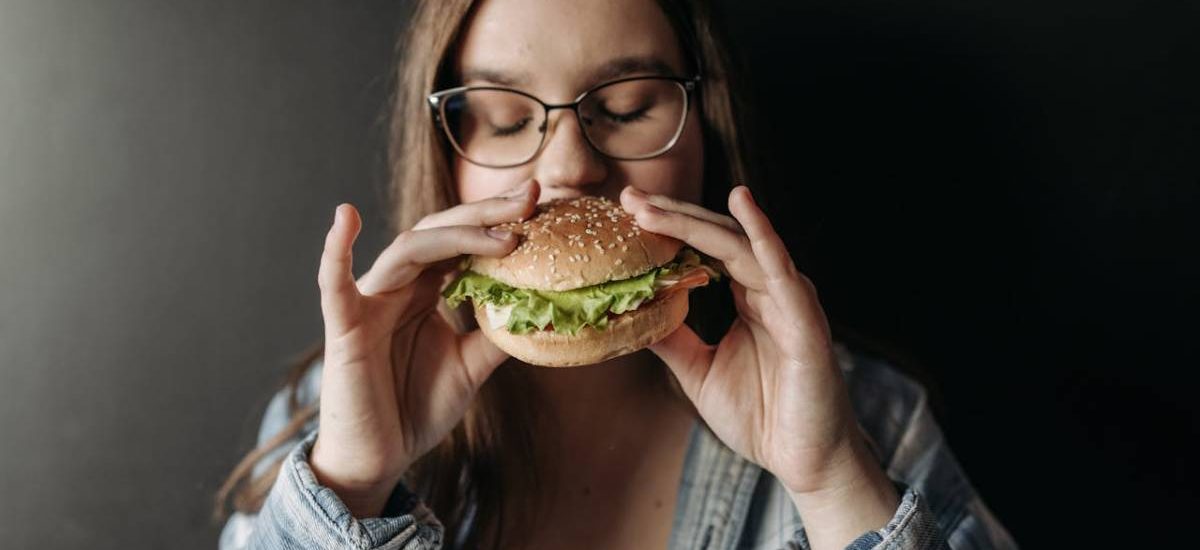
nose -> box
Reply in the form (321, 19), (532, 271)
(533, 109), (607, 196)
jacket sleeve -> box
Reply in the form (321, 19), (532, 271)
(219, 363), (445, 550)
(836, 355), (1019, 550)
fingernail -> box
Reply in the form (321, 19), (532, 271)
(624, 186), (645, 197)
(487, 228), (513, 240)
(333, 204), (344, 225)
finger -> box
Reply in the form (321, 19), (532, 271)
(627, 198), (765, 290)
(648, 323), (715, 402)
(357, 225), (518, 295)
(373, 266), (449, 333)
(728, 186), (828, 347)
(318, 204), (364, 334)
(728, 185), (803, 293)
(620, 186), (742, 232)
(728, 186), (794, 275)
(456, 329), (509, 391)
(412, 179), (540, 231)
(731, 279), (767, 326)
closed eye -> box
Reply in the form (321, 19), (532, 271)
(493, 116), (533, 136)
(601, 106), (650, 124)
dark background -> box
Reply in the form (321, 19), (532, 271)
(0, 0), (1194, 547)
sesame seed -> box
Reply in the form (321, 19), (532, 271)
(615, 259), (624, 265)
(621, 245), (628, 252)
(583, 255), (590, 262)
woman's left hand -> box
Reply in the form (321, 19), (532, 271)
(620, 186), (897, 537)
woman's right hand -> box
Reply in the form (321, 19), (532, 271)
(309, 180), (539, 518)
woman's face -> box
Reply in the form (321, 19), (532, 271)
(452, 0), (704, 206)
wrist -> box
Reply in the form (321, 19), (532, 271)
(784, 444), (893, 508)
(783, 431), (880, 495)
(782, 437), (899, 550)
(309, 437), (405, 519)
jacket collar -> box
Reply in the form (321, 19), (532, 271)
(669, 419), (763, 550)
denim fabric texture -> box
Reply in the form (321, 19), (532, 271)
(220, 344), (1017, 549)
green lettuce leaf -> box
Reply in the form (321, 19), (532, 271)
(442, 248), (714, 335)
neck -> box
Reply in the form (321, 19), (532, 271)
(518, 351), (686, 459)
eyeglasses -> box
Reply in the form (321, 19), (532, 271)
(428, 75), (701, 168)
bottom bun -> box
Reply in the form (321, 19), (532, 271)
(474, 290), (689, 367)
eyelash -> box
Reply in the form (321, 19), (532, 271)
(493, 117), (532, 136)
(603, 107), (650, 124)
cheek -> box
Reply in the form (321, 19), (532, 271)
(454, 159), (532, 204)
(622, 109), (704, 203)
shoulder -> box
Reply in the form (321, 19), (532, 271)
(835, 344), (1017, 548)
(834, 342), (931, 465)
(834, 343), (955, 498)
(219, 359), (326, 549)
(250, 358), (323, 477)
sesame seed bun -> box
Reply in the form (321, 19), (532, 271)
(474, 288), (689, 367)
(461, 195), (696, 367)
(469, 196), (682, 291)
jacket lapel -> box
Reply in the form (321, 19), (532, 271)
(669, 420), (763, 550)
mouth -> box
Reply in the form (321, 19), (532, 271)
(537, 188), (621, 205)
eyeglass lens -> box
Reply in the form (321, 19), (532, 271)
(440, 78), (687, 167)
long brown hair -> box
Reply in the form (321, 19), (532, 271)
(214, 1), (756, 547)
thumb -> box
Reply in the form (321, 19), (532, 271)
(456, 329), (510, 390)
(649, 323), (714, 401)
(318, 204), (364, 335)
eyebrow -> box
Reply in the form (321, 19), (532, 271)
(460, 55), (679, 89)
(587, 55), (678, 84)
(460, 67), (530, 87)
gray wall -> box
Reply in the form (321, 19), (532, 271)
(0, 1), (405, 546)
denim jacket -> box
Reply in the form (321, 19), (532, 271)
(220, 344), (1017, 549)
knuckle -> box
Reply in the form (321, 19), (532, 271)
(796, 270), (817, 293)
(452, 227), (479, 253)
(318, 273), (349, 296)
(391, 230), (417, 251)
(317, 264), (338, 291)
(413, 211), (443, 230)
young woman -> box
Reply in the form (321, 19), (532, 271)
(217, 1), (1016, 548)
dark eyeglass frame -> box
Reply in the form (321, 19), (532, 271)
(427, 74), (702, 168)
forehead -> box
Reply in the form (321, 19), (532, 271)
(454, 0), (687, 94)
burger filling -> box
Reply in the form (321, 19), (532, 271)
(442, 248), (720, 335)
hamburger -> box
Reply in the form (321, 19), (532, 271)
(442, 195), (720, 367)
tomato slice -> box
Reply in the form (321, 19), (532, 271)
(659, 268), (711, 295)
